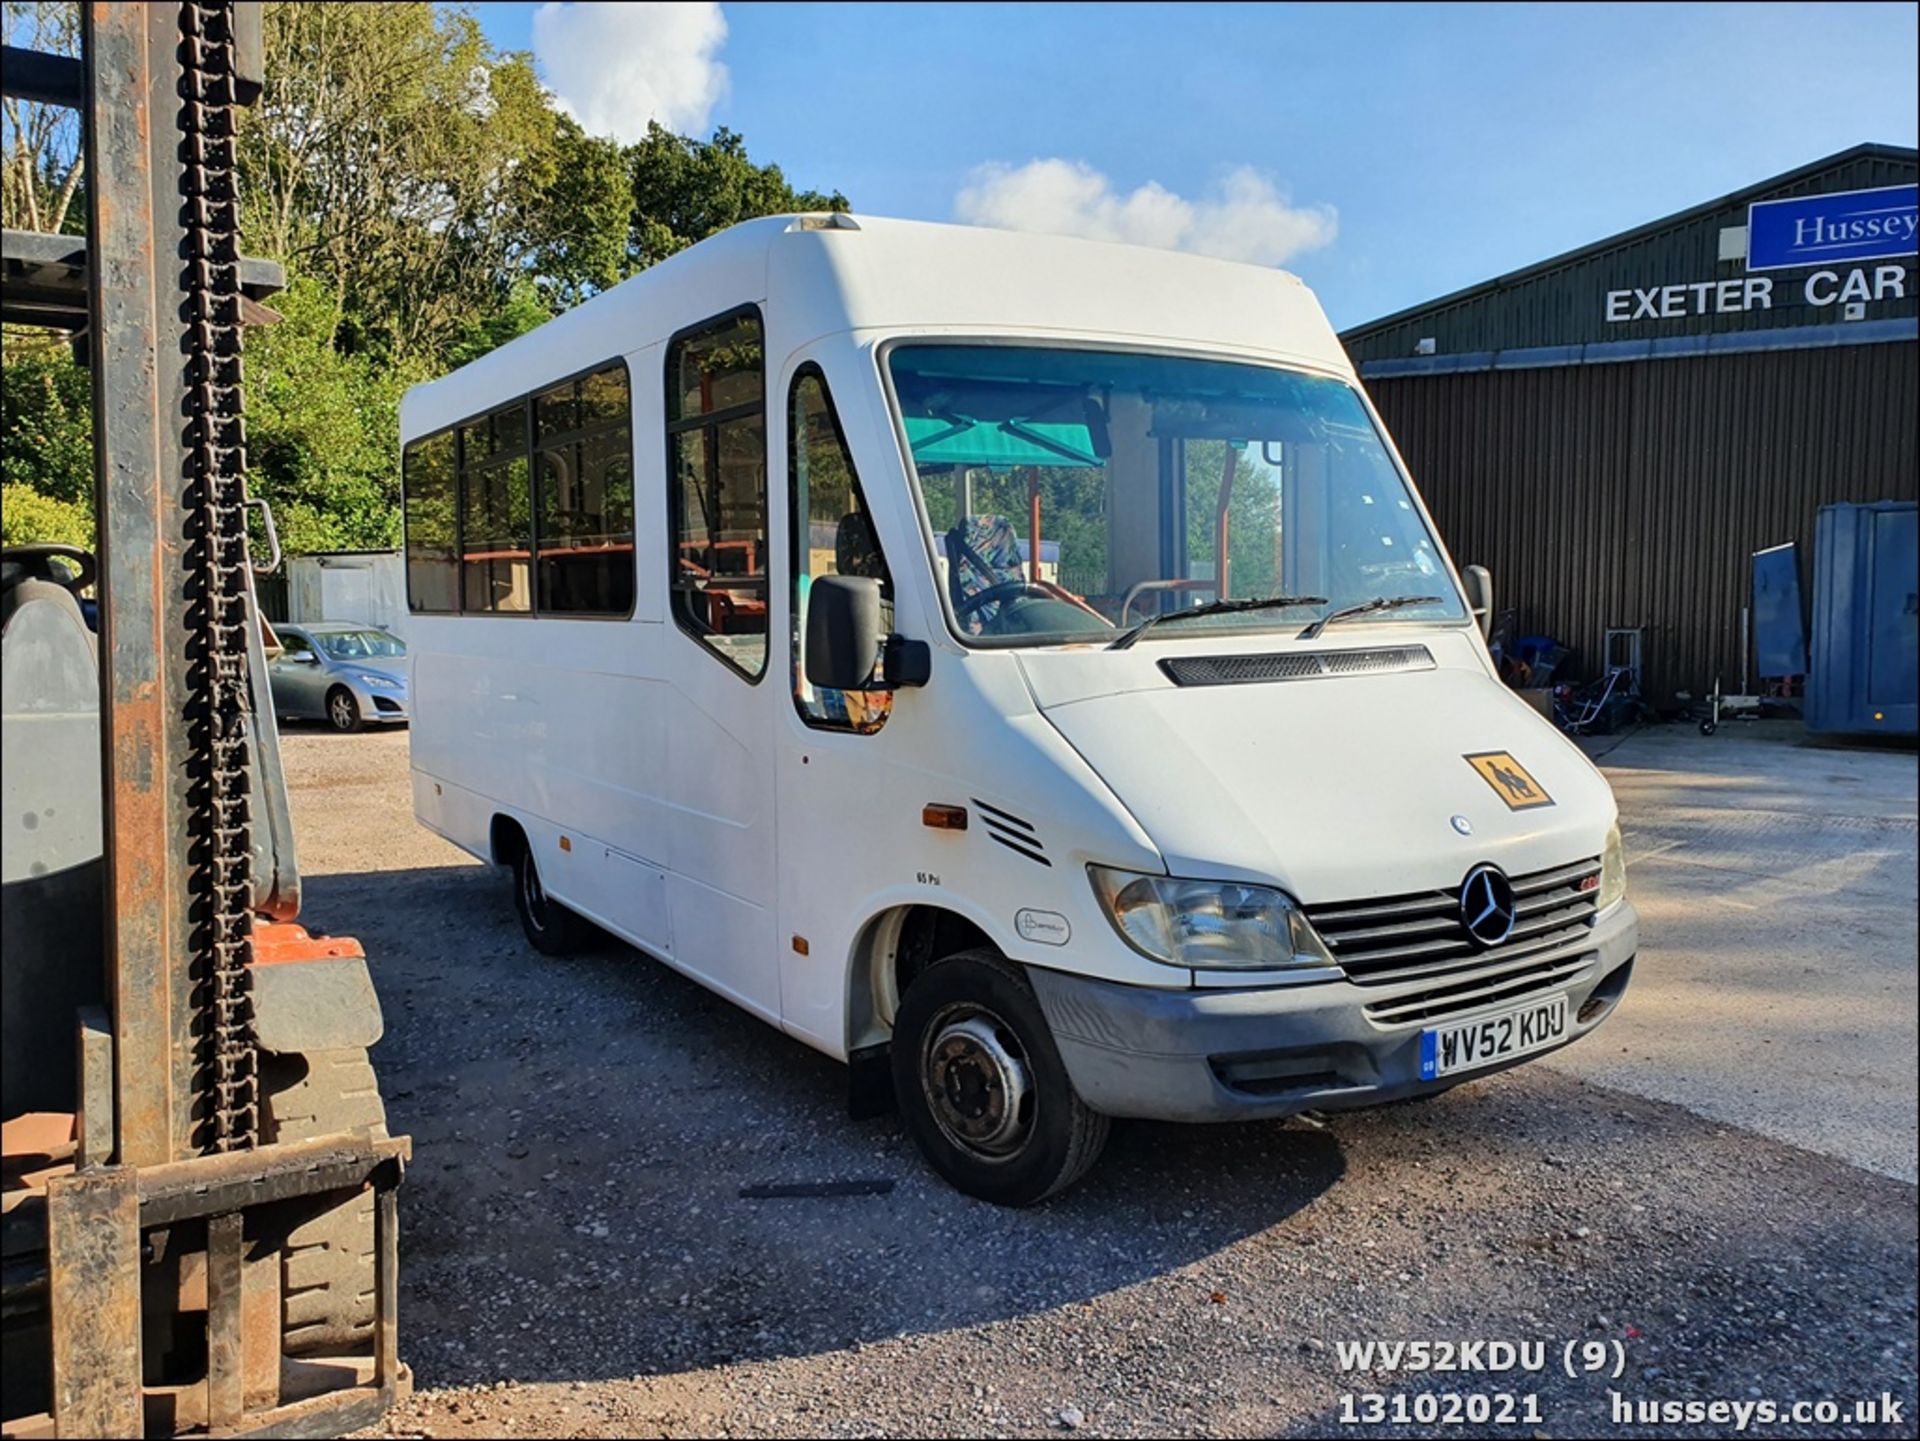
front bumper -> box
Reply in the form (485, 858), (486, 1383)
(354, 683), (409, 722)
(1029, 900), (1638, 1123)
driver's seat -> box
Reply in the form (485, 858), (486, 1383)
(944, 514), (1025, 634)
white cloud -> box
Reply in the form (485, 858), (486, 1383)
(531, 2), (728, 142)
(954, 158), (1337, 267)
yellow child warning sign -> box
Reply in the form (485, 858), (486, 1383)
(1464, 751), (1555, 810)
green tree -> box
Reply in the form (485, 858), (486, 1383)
(0, 333), (91, 505)
(0, 482), (92, 547)
(2, 1), (850, 560)
(239, 1), (558, 360)
(526, 117), (633, 310)
(244, 276), (423, 553)
(442, 278), (551, 372)
(1184, 442), (1283, 598)
(626, 123), (847, 270)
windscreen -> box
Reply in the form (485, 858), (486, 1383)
(314, 629), (406, 660)
(887, 345), (1465, 646)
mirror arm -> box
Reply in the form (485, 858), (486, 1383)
(883, 634), (931, 688)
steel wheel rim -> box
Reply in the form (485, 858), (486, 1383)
(330, 693), (354, 728)
(920, 1003), (1035, 1162)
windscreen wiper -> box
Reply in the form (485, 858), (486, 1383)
(1296, 594), (1444, 641)
(1109, 594), (1327, 650)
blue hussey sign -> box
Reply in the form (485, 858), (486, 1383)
(1746, 184), (1919, 271)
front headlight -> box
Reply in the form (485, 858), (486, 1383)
(355, 671), (403, 690)
(1597, 824), (1627, 911)
(1088, 866), (1337, 972)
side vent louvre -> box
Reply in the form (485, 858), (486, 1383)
(972, 799), (1050, 867)
(1161, 645), (1435, 687)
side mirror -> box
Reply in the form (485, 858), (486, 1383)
(806, 576), (884, 691)
(1463, 565), (1494, 638)
(806, 575), (930, 691)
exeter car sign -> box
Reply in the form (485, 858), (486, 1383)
(1746, 184), (1919, 271)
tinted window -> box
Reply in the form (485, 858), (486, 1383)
(460, 403), (532, 613)
(403, 429), (458, 612)
(669, 310), (763, 423)
(791, 369), (892, 733)
(534, 362), (634, 615)
(535, 380), (576, 442)
(666, 310), (767, 678)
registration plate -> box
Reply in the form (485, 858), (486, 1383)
(1419, 993), (1569, 1081)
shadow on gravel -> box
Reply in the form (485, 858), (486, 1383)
(303, 864), (1348, 1388)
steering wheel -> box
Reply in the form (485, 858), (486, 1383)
(955, 579), (1054, 621)
(2, 542), (97, 594)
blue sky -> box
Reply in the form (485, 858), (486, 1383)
(476, 2), (1919, 330)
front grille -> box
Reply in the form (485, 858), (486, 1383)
(1363, 952), (1596, 1027)
(1160, 645), (1434, 687)
(1306, 857), (1601, 989)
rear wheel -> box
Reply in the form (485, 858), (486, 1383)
(325, 686), (363, 733)
(512, 841), (590, 956)
(260, 1048), (385, 1356)
(891, 949), (1109, 1206)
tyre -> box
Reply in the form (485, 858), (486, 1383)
(260, 1049), (386, 1356)
(890, 948), (1109, 1206)
(325, 687), (363, 733)
(1699, 719), (1717, 736)
(512, 841), (590, 956)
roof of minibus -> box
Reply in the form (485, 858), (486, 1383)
(400, 214), (1355, 439)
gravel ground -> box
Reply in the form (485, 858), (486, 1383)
(1555, 722), (1918, 1181)
(281, 726), (1918, 1439)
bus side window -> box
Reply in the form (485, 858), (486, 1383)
(534, 362), (635, 616)
(460, 404), (532, 613)
(403, 429), (459, 613)
(665, 308), (768, 679)
(790, 367), (892, 734)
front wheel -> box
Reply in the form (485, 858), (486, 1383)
(890, 949), (1109, 1206)
(326, 687), (363, 733)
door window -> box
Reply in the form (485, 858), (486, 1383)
(666, 308), (767, 679)
(790, 367), (893, 734)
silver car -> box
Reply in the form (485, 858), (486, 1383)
(268, 622), (409, 732)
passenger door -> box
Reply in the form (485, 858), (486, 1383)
(774, 362), (908, 1051)
(658, 307), (782, 1021)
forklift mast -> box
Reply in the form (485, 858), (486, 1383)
(1, 5), (406, 1435)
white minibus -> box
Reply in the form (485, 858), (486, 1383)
(402, 215), (1636, 1205)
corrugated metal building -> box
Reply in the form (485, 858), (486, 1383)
(1342, 143), (1918, 706)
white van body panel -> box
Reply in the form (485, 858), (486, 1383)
(402, 214), (1635, 1107)
(1036, 659), (1614, 900)
(766, 217), (1351, 375)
